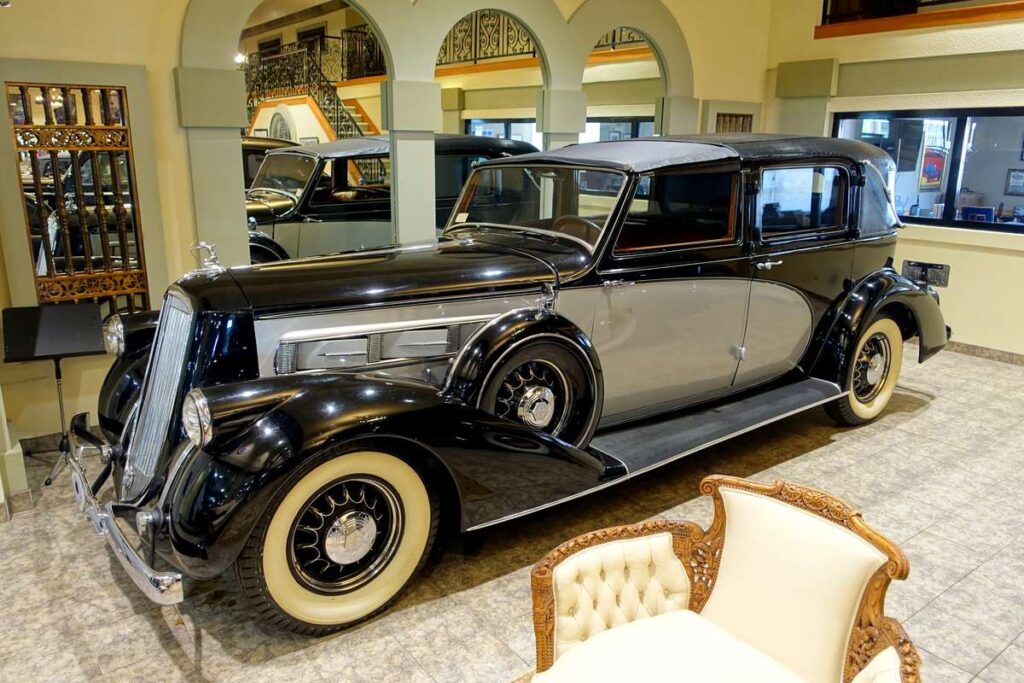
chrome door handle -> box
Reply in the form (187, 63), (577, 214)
(755, 259), (784, 271)
(603, 279), (635, 288)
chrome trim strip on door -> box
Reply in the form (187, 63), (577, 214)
(278, 313), (497, 344)
(464, 383), (846, 531)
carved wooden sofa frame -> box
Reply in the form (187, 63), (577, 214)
(529, 475), (922, 682)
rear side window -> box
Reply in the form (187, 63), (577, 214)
(860, 168), (900, 236)
(614, 170), (738, 253)
(757, 166), (847, 240)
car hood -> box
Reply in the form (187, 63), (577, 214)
(245, 191), (297, 223)
(227, 231), (592, 315)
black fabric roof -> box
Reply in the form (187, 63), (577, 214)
(478, 134), (894, 173)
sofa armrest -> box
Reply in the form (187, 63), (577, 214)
(530, 519), (722, 672)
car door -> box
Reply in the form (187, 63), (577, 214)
(592, 165), (750, 423)
(735, 162), (855, 388)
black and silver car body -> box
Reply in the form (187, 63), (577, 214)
(72, 134), (948, 631)
(244, 134), (537, 263)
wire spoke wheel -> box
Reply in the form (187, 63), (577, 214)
(852, 332), (892, 403)
(288, 477), (403, 595)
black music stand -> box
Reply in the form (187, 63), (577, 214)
(2, 303), (105, 485)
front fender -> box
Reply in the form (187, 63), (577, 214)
(163, 373), (606, 578)
(97, 310), (159, 440)
(810, 268), (947, 386)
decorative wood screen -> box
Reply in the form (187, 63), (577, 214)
(7, 82), (148, 313)
(716, 113), (754, 134)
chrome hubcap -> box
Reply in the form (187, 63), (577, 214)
(324, 511), (378, 565)
(289, 477), (402, 594)
(517, 386), (556, 428)
(495, 360), (571, 436)
(853, 333), (892, 402)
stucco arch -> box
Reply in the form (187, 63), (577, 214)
(567, 0), (693, 98)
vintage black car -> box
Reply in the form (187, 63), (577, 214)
(241, 135), (295, 188)
(70, 134), (948, 635)
(244, 133), (537, 263)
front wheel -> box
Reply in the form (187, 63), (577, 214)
(235, 450), (438, 635)
(826, 316), (904, 426)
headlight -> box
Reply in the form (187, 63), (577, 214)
(181, 389), (212, 447)
(102, 314), (124, 356)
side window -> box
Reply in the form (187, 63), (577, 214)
(860, 167), (900, 236)
(757, 166), (847, 240)
(435, 155), (485, 198)
(614, 170), (738, 253)
(244, 151), (265, 187)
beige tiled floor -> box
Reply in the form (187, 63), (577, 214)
(1, 344), (1023, 682)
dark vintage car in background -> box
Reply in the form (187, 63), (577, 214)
(243, 133), (538, 263)
(71, 134), (948, 635)
(241, 135), (295, 188)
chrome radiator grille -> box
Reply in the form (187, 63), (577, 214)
(122, 291), (194, 500)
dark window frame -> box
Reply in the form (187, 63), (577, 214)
(612, 166), (741, 256)
(755, 163), (852, 245)
(832, 106), (1024, 235)
(586, 116), (657, 140)
(464, 118), (536, 141)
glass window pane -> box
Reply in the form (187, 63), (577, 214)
(757, 167), (846, 238)
(837, 115), (955, 219)
(616, 171), (736, 252)
(452, 166), (625, 248)
(958, 115), (1024, 226)
(637, 120), (656, 137)
(467, 119), (506, 138)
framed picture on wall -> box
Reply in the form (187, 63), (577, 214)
(300, 136), (320, 145)
(252, 128), (269, 138)
(1006, 169), (1024, 196)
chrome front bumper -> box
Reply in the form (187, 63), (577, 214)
(68, 430), (183, 605)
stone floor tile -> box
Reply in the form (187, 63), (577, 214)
(916, 648), (975, 683)
(977, 644), (1024, 683)
(0, 646), (104, 683)
(904, 603), (1014, 674)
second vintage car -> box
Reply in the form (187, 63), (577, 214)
(72, 134), (947, 635)
(244, 133), (538, 263)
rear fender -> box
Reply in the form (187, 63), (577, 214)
(164, 373), (606, 578)
(809, 268), (948, 387)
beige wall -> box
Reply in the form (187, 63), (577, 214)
(895, 226), (1024, 354)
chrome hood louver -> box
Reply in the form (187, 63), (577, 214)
(122, 289), (195, 501)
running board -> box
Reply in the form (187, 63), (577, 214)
(591, 378), (845, 476)
(464, 378), (843, 531)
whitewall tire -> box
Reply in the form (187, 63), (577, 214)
(235, 450), (437, 635)
(826, 316), (903, 426)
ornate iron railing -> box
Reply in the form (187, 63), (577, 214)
(436, 10), (536, 66)
(593, 27), (649, 51)
(821, 0), (993, 24)
(7, 82), (148, 314)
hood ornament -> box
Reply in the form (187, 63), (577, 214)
(190, 241), (224, 273)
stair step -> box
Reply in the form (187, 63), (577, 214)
(590, 377), (844, 475)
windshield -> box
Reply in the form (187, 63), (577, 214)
(446, 165), (627, 249)
(250, 153), (318, 196)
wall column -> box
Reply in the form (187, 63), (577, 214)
(538, 89), (586, 150)
(774, 59), (838, 136)
(440, 88), (464, 134)
(175, 67), (251, 266)
(382, 80), (441, 245)
(656, 96), (700, 135)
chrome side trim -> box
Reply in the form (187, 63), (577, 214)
(255, 289), (541, 320)
(464, 383), (846, 531)
(278, 313), (497, 344)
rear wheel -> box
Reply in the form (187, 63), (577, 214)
(479, 341), (598, 446)
(235, 450), (437, 635)
(826, 316), (903, 426)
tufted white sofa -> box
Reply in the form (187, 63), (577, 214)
(527, 475), (921, 683)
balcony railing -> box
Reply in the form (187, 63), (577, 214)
(821, 0), (998, 24)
